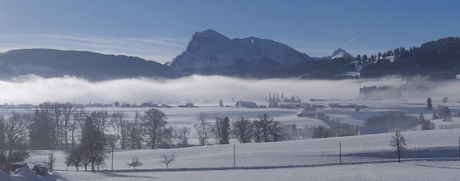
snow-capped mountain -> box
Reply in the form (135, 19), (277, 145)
(331, 48), (353, 59)
(167, 29), (312, 74)
(312, 48), (353, 60)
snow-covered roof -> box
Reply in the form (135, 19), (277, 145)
(298, 110), (316, 115)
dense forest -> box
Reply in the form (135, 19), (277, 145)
(360, 37), (460, 79)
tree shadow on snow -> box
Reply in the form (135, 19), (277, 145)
(343, 147), (459, 160)
(402, 160), (460, 170)
(97, 170), (159, 180)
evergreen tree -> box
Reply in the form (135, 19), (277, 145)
(215, 117), (230, 144)
(80, 116), (107, 171)
(291, 123), (297, 137)
(427, 97), (432, 110)
(0, 116), (5, 157)
(356, 54), (361, 61)
(419, 114), (425, 122)
(29, 109), (53, 150)
(362, 54), (368, 60)
(219, 99), (223, 107)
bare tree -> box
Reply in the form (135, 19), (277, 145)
(127, 111), (143, 149)
(194, 112), (212, 146)
(159, 126), (174, 148)
(127, 157), (143, 170)
(4, 112), (31, 160)
(66, 147), (84, 171)
(61, 103), (74, 150)
(110, 111), (129, 149)
(232, 117), (253, 143)
(390, 131), (407, 163)
(71, 109), (86, 150)
(257, 113), (273, 142)
(159, 153), (177, 169)
(312, 126), (332, 139)
(0, 116), (6, 160)
(253, 120), (263, 143)
(90, 110), (109, 133)
(44, 152), (56, 172)
(51, 102), (63, 150)
(175, 127), (190, 147)
(271, 121), (288, 141)
(143, 109), (168, 149)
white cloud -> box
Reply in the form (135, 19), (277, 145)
(349, 37), (355, 43)
(0, 33), (188, 63)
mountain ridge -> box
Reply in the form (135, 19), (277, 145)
(0, 49), (184, 81)
(167, 29), (312, 74)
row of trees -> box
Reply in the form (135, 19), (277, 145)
(0, 101), (291, 171)
(195, 112), (289, 145)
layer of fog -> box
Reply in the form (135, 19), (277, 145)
(0, 75), (459, 105)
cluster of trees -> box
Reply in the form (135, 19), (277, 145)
(266, 92), (301, 108)
(359, 86), (396, 95)
(0, 101), (190, 172)
(315, 112), (357, 137)
(195, 113), (289, 145)
(365, 111), (425, 131)
(0, 112), (31, 171)
(360, 37), (460, 79)
(434, 105), (451, 119)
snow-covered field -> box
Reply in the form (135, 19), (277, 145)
(3, 128), (460, 180)
(2, 75), (460, 180)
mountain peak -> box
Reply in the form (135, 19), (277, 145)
(168, 29), (312, 73)
(331, 48), (353, 59)
(191, 29), (230, 42)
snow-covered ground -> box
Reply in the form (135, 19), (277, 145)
(2, 95), (460, 180)
(2, 128), (458, 180)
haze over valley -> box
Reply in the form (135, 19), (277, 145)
(1, 1), (460, 180)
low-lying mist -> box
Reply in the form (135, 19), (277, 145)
(0, 75), (458, 105)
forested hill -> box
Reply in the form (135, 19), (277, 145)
(360, 37), (460, 79)
(0, 49), (184, 81)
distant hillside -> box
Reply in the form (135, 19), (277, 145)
(360, 37), (460, 79)
(167, 29), (312, 75)
(0, 49), (184, 81)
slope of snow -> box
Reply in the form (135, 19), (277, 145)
(10, 168), (55, 181)
(167, 29), (312, 71)
(50, 161), (460, 181)
(0, 170), (16, 181)
(311, 48), (353, 60)
(24, 128), (460, 180)
(331, 48), (353, 59)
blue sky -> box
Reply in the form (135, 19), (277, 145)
(1, 0), (459, 63)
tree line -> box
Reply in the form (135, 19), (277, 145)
(0, 101), (289, 172)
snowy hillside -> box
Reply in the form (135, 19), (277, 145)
(5, 128), (459, 180)
(167, 29), (312, 73)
